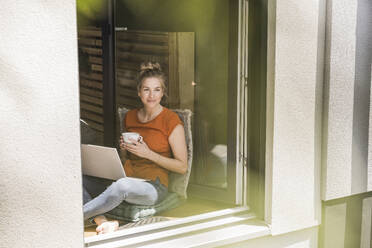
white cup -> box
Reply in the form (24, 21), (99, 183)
(122, 132), (143, 144)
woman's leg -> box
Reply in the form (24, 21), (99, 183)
(83, 177), (158, 220)
(82, 175), (119, 234)
(83, 175), (113, 204)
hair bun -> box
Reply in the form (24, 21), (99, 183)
(140, 62), (162, 72)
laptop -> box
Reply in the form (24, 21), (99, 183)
(81, 144), (126, 181)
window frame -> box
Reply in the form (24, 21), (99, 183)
(84, 207), (271, 247)
(82, 0), (268, 245)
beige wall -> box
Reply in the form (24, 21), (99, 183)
(322, 0), (372, 200)
(0, 0), (370, 247)
(266, 0), (323, 235)
(0, 1), (84, 247)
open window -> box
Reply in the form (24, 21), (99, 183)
(77, 0), (267, 244)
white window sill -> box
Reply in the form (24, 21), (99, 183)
(85, 207), (271, 248)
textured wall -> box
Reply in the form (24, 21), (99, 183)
(322, 0), (372, 200)
(0, 1), (84, 247)
(265, 0), (323, 235)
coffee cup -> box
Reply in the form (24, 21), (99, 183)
(122, 132), (143, 144)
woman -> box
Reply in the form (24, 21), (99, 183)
(83, 62), (188, 234)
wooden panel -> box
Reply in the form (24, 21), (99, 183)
(81, 110), (104, 124)
(177, 32), (195, 111)
(117, 31), (168, 44)
(84, 119), (104, 132)
(116, 69), (137, 80)
(117, 97), (142, 108)
(80, 78), (103, 90)
(80, 94), (103, 106)
(91, 64), (103, 72)
(88, 56), (103, 65)
(78, 38), (102, 47)
(116, 61), (141, 71)
(116, 42), (168, 55)
(167, 33), (179, 108)
(80, 47), (102, 56)
(80, 72), (103, 81)
(115, 30), (194, 122)
(80, 102), (103, 114)
(117, 77), (137, 88)
(80, 87), (103, 98)
(78, 26), (105, 142)
(78, 29), (102, 38)
(116, 51), (168, 64)
(117, 86), (138, 98)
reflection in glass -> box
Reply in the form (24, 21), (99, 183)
(115, 0), (231, 189)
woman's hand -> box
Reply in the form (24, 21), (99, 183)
(123, 138), (152, 159)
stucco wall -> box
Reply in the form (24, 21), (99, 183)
(265, 0), (323, 235)
(0, 1), (83, 247)
(322, 0), (372, 200)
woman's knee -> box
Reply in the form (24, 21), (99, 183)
(144, 193), (158, 205)
(113, 177), (131, 194)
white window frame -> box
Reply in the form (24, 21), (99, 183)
(84, 207), (272, 248)
(235, 0), (249, 206)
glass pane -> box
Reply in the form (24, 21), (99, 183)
(115, 0), (232, 189)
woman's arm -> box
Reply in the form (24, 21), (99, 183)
(149, 124), (188, 174)
(123, 124), (188, 174)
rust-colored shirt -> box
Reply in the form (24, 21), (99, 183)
(123, 107), (183, 187)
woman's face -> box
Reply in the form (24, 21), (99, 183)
(138, 77), (164, 108)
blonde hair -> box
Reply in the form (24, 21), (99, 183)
(137, 62), (167, 100)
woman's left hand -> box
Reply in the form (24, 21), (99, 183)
(123, 139), (152, 159)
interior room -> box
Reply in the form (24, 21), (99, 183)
(77, 0), (242, 237)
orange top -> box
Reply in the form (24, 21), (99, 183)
(123, 107), (183, 187)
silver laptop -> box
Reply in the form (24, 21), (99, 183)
(81, 144), (126, 180)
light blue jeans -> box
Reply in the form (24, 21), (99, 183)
(83, 175), (161, 221)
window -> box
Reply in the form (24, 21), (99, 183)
(113, 0), (240, 205)
(77, 0), (267, 244)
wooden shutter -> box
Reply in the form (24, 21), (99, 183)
(78, 26), (104, 144)
(115, 30), (194, 110)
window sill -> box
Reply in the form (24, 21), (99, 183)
(85, 207), (271, 248)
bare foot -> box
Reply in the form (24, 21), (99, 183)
(96, 220), (119, 235)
